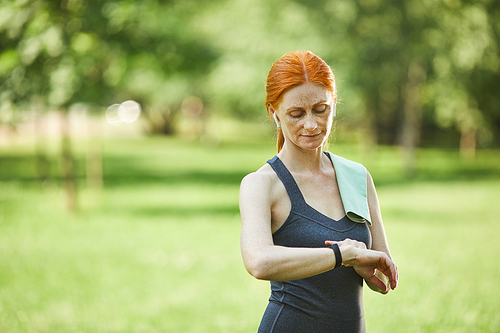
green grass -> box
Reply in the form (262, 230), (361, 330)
(0, 136), (499, 332)
(365, 180), (500, 332)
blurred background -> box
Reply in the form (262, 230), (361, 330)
(0, 0), (499, 332)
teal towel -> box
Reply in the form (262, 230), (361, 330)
(326, 152), (371, 225)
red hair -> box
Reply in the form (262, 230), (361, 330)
(265, 51), (337, 152)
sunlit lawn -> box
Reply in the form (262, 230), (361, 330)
(1, 135), (499, 332)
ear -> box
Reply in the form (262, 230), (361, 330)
(267, 104), (274, 115)
(268, 105), (281, 128)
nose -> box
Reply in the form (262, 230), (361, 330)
(304, 114), (318, 131)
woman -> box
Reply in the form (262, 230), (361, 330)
(239, 51), (398, 332)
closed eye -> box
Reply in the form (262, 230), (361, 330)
(314, 104), (328, 113)
(289, 110), (304, 118)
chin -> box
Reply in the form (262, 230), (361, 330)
(299, 139), (325, 150)
(299, 143), (324, 151)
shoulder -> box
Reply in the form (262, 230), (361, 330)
(366, 170), (377, 199)
(240, 163), (278, 198)
(241, 163), (274, 186)
(239, 163), (282, 215)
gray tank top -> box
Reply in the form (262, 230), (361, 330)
(258, 154), (372, 332)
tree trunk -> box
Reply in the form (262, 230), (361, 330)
(145, 106), (175, 135)
(460, 127), (476, 160)
(35, 110), (50, 183)
(86, 113), (103, 190)
(60, 110), (77, 212)
(401, 62), (425, 177)
(359, 95), (378, 157)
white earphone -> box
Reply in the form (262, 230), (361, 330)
(272, 112), (280, 128)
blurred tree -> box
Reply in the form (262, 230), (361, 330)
(1, 0), (499, 182)
(0, 0), (220, 129)
(294, 0), (499, 172)
(292, 0), (434, 174)
(98, 0), (219, 133)
(0, 0), (219, 210)
(424, 1), (500, 159)
(194, 0), (329, 121)
(0, 0), (86, 210)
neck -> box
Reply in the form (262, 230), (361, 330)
(278, 143), (329, 173)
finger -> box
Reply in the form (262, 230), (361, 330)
(338, 239), (367, 249)
(392, 265), (399, 290)
(376, 258), (398, 290)
(325, 238), (354, 246)
(385, 258), (398, 290)
(365, 274), (388, 293)
(377, 266), (397, 290)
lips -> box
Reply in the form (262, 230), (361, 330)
(302, 133), (321, 138)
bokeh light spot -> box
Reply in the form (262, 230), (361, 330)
(118, 100), (141, 123)
(105, 103), (122, 126)
(105, 100), (141, 126)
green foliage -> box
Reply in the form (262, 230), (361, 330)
(1, 136), (500, 332)
(0, 0), (499, 146)
(0, 0), (219, 117)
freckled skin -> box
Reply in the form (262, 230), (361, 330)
(271, 83), (334, 152)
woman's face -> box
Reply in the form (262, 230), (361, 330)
(274, 82), (334, 151)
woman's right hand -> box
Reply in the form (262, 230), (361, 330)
(325, 239), (398, 292)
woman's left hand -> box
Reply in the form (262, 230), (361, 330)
(325, 239), (398, 292)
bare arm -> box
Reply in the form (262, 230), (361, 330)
(239, 171), (339, 281)
(365, 171), (396, 294)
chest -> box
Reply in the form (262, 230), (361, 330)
(271, 171), (346, 233)
(295, 173), (341, 207)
